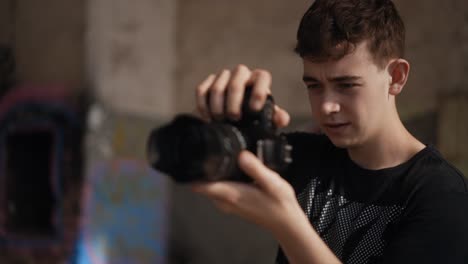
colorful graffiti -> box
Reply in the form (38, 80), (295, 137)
(71, 159), (169, 264)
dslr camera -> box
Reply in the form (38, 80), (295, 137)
(146, 87), (292, 183)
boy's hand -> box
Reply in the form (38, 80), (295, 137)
(195, 64), (290, 128)
(191, 150), (303, 234)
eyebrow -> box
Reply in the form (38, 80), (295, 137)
(302, 75), (362, 83)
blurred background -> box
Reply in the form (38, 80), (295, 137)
(0, 0), (466, 263)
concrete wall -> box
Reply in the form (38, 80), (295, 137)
(395, 0), (468, 119)
(0, 1), (13, 45)
(87, 0), (176, 119)
(3, 1), (467, 123)
(175, 0), (313, 117)
(175, 0), (468, 120)
(0, 0), (85, 90)
(397, 0), (468, 177)
(14, 0), (85, 89)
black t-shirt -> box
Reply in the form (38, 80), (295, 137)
(276, 132), (468, 264)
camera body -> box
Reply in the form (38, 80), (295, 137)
(147, 88), (292, 183)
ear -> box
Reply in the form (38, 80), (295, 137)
(387, 59), (410, 96)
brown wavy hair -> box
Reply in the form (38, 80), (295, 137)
(295, 0), (405, 68)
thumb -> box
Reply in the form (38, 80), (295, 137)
(238, 151), (283, 193)
(273, 105), (290, 128)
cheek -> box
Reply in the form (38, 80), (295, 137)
(352, 92), (386, 130)
(343, 97), (362, 123)
(307, 93), (320, 115)
(342, 91), (374, 125)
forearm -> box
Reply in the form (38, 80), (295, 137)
(273, 206), (342, 264)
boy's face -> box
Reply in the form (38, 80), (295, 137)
(302, 42), (393, 148)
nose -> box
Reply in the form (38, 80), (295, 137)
(320, 94), (340, 115)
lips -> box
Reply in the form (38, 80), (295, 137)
(323, 122), (351, 134)
(324, 122), (350, 128)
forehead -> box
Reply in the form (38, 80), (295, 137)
(302, 42), (380, 77)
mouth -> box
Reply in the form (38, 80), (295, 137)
(323, 122), (351, 134)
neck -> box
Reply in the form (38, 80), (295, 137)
(347, 115), (426, 170)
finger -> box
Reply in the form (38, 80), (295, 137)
(212, 198), (235, 214)
(191, 181), (243, 204)
(273, 105), (290, 128)
(191, 107), (210, 122)
(226, 64), (251, 120)
(247, 69), (272, 111)
(238, 150), (284, 194)
(196, 74), (216, 119)
(210, 69), (231, 119)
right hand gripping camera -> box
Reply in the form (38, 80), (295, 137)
(146, 88), (292, 183)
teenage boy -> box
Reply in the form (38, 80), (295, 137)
(192, 0), (468, 263)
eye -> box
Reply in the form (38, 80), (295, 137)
(306, 83), (321, 90)
(339, 83), (358, 89)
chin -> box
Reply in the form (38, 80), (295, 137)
(327, 135), (361, 149)
(329, 139), (352, 149)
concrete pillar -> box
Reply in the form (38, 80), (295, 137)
(87, 0), (176, 119)
(83, 1), (176, 263)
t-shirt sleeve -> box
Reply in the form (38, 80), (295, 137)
(381, 191), (468, 264)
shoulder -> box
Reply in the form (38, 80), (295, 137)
(409, 146), (467, 195)
(402, 145), (468, 223)
(384, 148), (468, 263)
(383, 189), (468, 263)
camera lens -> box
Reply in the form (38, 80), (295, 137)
(147, 115), (248, 183)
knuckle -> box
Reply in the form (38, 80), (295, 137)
(226, 104), (237, 112)
(254, 69), (272, 79)
(226, 109), (240, 118)
(228, 79), (244, 91)
(225, 193), (240, 205)
(212, 70), (230, 91)
(196, 85), (206, 96)
(279, 181), (295, 198)
(269, 177), (283, 192)
(211, 83), (225, 94)
(196, 74), (215, 93)
(235, 64), (249, 73)
(221, 68), (231, 76)
(284, 182), (295, 196)
(251, 90), (266, 101)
